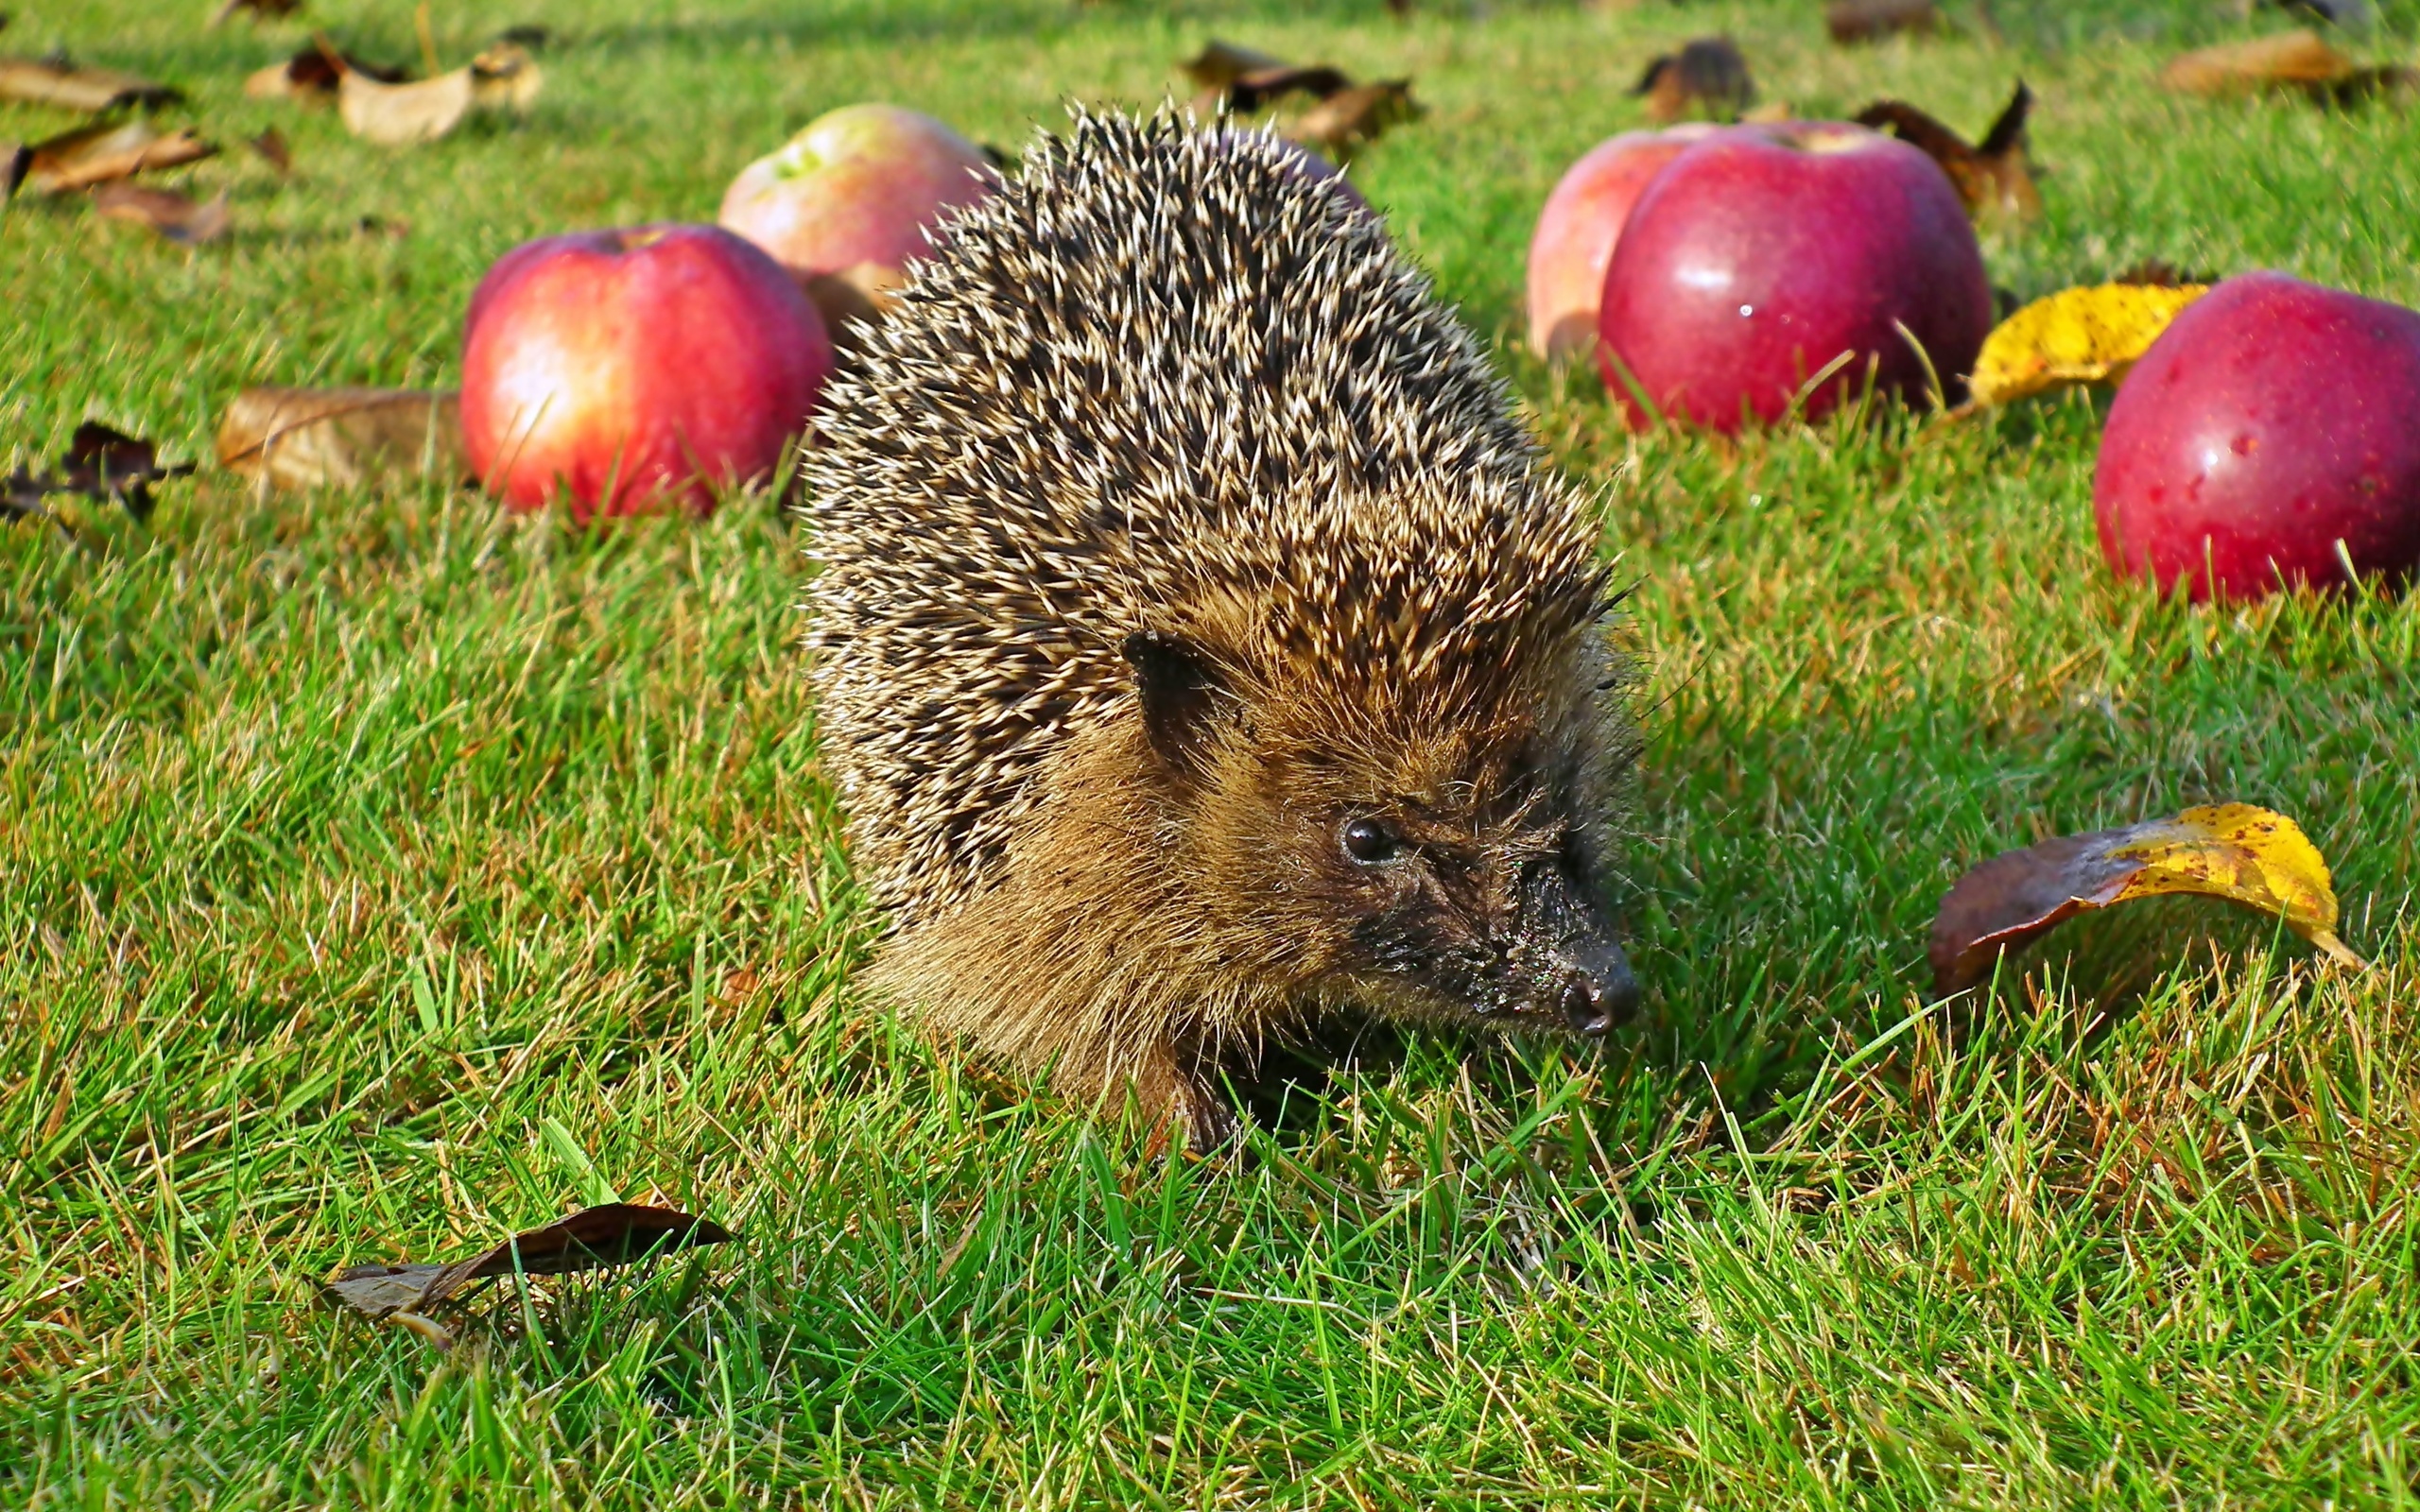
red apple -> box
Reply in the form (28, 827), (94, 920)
(460, 224), (834, 520)
(717, 103), (997, 288)
(1597, 121), (1993, 432)
(2093, 271), (2420, 602)
(1526, 124), (1719, 361)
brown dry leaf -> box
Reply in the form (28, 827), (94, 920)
(1963, 281), (2209, 407)
(1291, 80), (1420, 162)
(1633, 37), (1754, 124)
(468, 43), (542, 111)
(802, 262), (906, 355)
(336, 43), (538, 145)
(0, 56), (181, 112)
(95, 182), (231, 244)
(216, 386), (468, 490)
(1929, 803), (2363, 996)
(320, 1203), (736, 1344)
(1180, 41), (1350, 116)
(2112, 258), (2214, 288)
(1181, 39), (1288, 98)
(1854, 81), (2040, 221)
(6, 421), (191, 527)
(249, 125), (291, 174)
(243, 43), (402, 103)
(24, 119), (214, 195)
(1228, 64), (1352, 114)
(1826, 0), (1941, 43)
(2161, 28), (2356, 96)
(211, 0), (302, 24)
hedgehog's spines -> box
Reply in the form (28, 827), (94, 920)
(804, 109), (1628, 1129)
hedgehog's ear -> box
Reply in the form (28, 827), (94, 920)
(1124, 629), (1229, 783)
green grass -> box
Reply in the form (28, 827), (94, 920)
(8, 0), (2420, 1505)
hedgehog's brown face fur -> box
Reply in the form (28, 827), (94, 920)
(1126, 620), (1638, 1042)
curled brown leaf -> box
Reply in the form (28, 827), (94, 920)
(1292, 79), (1419, 162)
(1928, 803), (2361, 997)
(801, 262), (906, 356)
(6, 421), (190, 528)
(25, 118), (214, 194)
(216, 386), (468, 491)
(0, 56), (180, 112)
(1826, 0), (1941, 43)
(243, 43), (403, 103)
(320, 1203), (737, 1340)
(2162, 28), (2354, 96)
(95, 182), (231, 244)
(1854, 81), (2040, 221)
(1634, 37), (1754, 124)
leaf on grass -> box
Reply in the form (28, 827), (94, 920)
(210, 0), (302, 25)
(2111, 257), (2214, 288)
(1928, 803), (2364, 996)
(5, 421), (191, 527)
(2155, 27), (2409, 102)
(1855, 81), (2040, 221)
(95, 181), (231, 244)
(1633, 37), (1754, 124)
(336, 42), (539, 145)
(802, 262), (906, 355)
(249, 125), (290, 174)
(216, 386), (468, 490)
(24, 119), (215, 194)
(468, 43), (542, 111)
(1229, 64), (1352, 113)
(320, 1203), (735, 1343)
(1963, 281), (2208, 407)
(1826, 0), (1941, 43)
(1181, 41), (1351, 116)
(0, 56), (181, 112)
(338, 62), (472, 144)
(1292, 79), (1420, 161)
(243, 43), (403, 103)
(1182, 39), (1288, 97)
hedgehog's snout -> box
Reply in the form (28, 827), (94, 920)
(1508, 860), (1638, 1037)
(1553, 940), (1640, 1038)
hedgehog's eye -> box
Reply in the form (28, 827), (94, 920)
(1340, 817), (1399, 866)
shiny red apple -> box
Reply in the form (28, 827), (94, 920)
(1526, 124), (1718, 361)
(717, 103), (997, 288)
(2094, 271), (2420, 602)
(1597, 120), (1993, 431)
(460, 224), (834, 520)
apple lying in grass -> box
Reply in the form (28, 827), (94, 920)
(717, 103), (997, 302)
(1597, 120), (1993, 431)
(460, 224), (834, 521)
(1526, 124), (1718, 361)
(2094, 271), (2420, 602)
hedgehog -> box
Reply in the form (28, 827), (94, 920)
(803, 109), (1641, 1149)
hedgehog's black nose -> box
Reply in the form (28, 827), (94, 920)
(1558, 945), (1640, 1037)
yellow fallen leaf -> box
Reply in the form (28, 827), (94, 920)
(1929, 802), (2363, 995)
(1964, 282), (2209, 408)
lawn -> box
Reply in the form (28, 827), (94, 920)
(7, 0), (2420, 1505)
